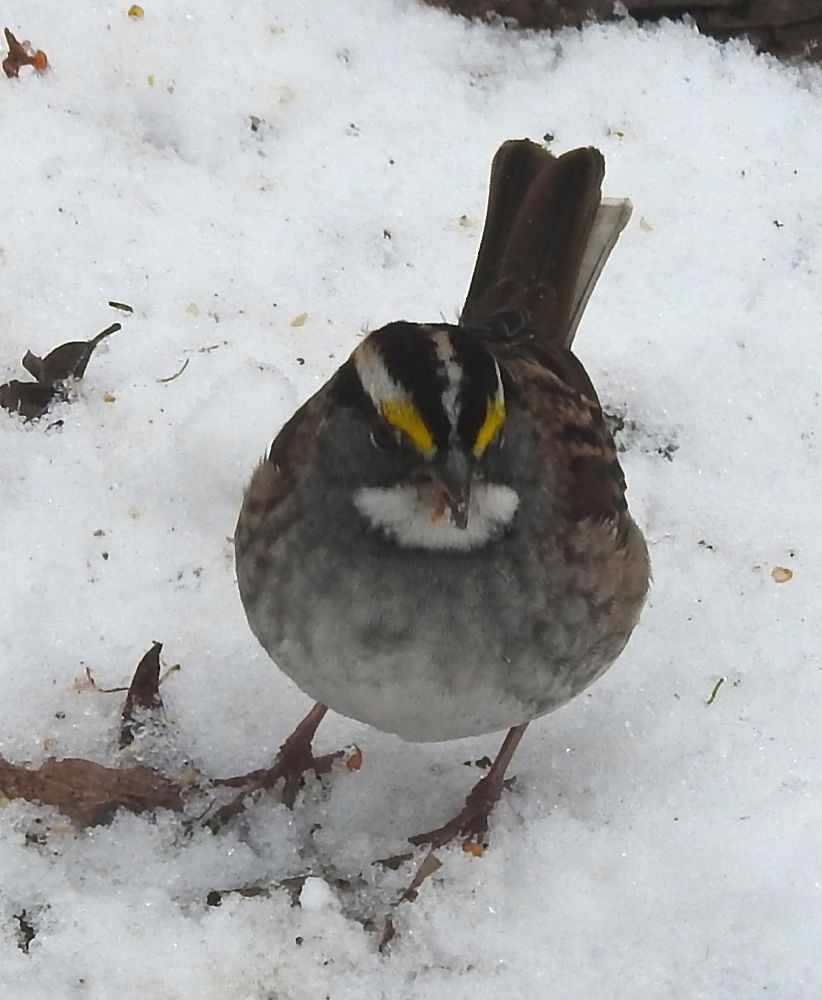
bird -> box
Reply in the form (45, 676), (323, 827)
(230, 139), (650, 848)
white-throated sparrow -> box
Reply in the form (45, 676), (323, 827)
(231, 140), (650, 847)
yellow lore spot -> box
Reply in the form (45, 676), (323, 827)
(381, 399), (435, 456)
(472, 395), (505, 457)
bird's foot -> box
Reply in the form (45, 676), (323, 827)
(408, 771), (515, 852)
(206, 703), (345, 829)
(408, 723), (527, 852)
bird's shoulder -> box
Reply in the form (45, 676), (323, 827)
(235, 385), (333, 553)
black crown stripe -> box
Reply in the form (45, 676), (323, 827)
(340, 322), (504, 456)
(370, 322), (451, 452)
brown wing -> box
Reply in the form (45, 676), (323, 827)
(501, 353), (630, 528)
(234, 387), (332, 560)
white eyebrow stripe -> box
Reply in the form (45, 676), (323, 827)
(492, 357), (504, 403)
(353, 340), (408, 410)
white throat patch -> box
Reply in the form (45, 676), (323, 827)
(353, 482), (519, 551)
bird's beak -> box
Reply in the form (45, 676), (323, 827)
(431, 450), (472, 529)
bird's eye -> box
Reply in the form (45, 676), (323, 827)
(369, 425), (396, 451)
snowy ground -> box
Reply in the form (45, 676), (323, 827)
(1, 2), (821, 997)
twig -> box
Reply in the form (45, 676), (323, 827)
(705, 677), (725, 706)
(156, 357), (190, 384)
(85, 665), (128, 694)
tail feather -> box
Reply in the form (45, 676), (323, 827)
(567, 196), (632, 344)
(461, 140), (631, 348)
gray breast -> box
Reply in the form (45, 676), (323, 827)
(236, 486), (643, 743)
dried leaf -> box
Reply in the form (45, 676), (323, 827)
(0, 379), (55, 419)
(0, 755), (183, 826)
(3, 28), (48, 78)
(21, 350), (46, 381)
(0, 323), (120, 421)
(400, 850), (443, 903)
(37, 323), (120, 383)
(120, 642), (164, 748)
(378, 851), (444, 952)
(373, 852), (414, 871)
(378, 916), (396, 951)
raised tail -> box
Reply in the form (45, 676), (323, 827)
(461, 140), (631, 348)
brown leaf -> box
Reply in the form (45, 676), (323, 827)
(35, 323), (120, 383)
(21, 351), (46, 382)
(0, 323), (120, 421)
(399, 850), (443, 903)
(377, 850), (444, 951)
(0, 379), (56, 419)
(120, 642), (164, 748)
(378, 916), (397, 951)
(0, 755), (184, 826)
(3, 28), (48, 78)
(373, 852), (414, 871)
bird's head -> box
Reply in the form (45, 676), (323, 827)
(327, 322), (519, 551)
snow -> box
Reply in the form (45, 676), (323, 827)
(1, 1), (821, 997)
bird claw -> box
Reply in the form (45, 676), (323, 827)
(206, 745), (344, 831)
(407, 773), (515, 850)
(205, 703), (346, 832)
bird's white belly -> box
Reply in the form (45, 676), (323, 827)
(241, 521), (615, 742)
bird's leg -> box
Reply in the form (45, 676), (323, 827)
(408, 723), (528, 850)
(209, 703), (343, 828)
